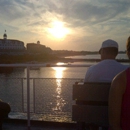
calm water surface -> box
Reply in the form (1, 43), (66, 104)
(0, 53), (128, 79)
(65, 53), (128, 59)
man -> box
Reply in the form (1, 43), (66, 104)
(84, 39), (128, 82)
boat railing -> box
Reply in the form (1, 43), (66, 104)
(0, 64), (85, 129)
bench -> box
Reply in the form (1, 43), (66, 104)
(72, 82), (111, 130)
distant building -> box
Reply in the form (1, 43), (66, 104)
(27, 41), (41, 53)
(0, 31), (25, 54)
(27, 41), (52, 54)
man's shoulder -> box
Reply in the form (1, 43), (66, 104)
(90, 60), (107, 67)
(87, 62), (103, 71)
(88, 59), (127, 70)
(88, 60), (127, 71)
(112, 60), (128, 68)
(99, 59), (126, 66)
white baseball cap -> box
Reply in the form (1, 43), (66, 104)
(99, 39), (118, 53)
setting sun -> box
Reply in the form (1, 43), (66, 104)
(47, 21), (70, 39)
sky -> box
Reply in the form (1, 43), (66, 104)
(0, 0), (130, 51)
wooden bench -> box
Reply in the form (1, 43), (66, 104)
(72, 82), (111, 130)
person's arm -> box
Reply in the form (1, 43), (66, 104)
(108, 71), (126, 130)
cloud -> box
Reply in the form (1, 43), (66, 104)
(0, 0), (129, 50)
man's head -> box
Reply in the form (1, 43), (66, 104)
(99, 39), (118, 60)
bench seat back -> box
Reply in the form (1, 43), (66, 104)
(72, 82), (111, 127)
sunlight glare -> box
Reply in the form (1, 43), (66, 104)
(48, 21), (70, 39)
(52, 62), (66, 78)
(52, 62), (66, 113)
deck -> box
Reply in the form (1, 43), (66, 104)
(3, 119), (78, 130)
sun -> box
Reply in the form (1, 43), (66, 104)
(47, 21), (70, 39)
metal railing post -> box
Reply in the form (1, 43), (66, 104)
(33, 79), (36, 113)
(27, 66), (31, 130)
(21, 78), (24, 112)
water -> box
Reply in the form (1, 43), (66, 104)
(1, 53), (129, 122)
(65, 53), (128, 60)
(1, 53), (128, 79)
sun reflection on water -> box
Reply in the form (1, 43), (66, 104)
(52, 63), (66, 112)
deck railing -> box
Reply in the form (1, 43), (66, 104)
(0, 64), (86, 129)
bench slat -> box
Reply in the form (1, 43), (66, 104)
(73, 82), (110, 102)
(72, 105), (109, 126)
